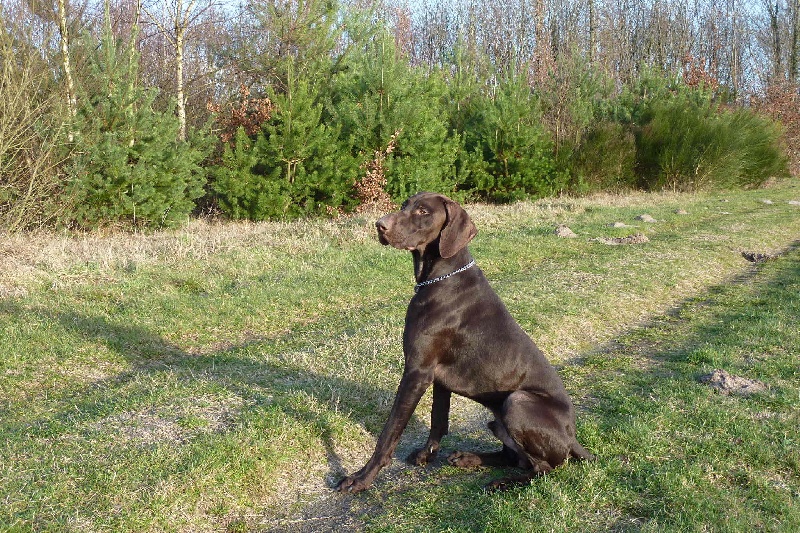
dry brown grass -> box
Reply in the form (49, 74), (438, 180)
(0, 187), (710, 285)
(0, 216), (380, 295)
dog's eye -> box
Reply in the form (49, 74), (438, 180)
(415, 208), (429, 216)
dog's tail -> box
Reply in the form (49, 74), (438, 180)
(569, 441), (595, 461)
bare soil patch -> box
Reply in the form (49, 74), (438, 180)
(592, 233), (650, 245)
(699, 369), (767, 397)
(87, 396), (245, 446)
(554, 224), (578, 238)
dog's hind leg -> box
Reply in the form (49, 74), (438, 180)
(570, 440), (595, 461)
(447, 416), (530, 469)
(504, 390), (573, 466)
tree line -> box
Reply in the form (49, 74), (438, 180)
(0, 0), (797, 230)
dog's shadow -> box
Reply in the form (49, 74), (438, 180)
(0, 300), (434, 486)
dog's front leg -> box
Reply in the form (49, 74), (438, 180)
(408, 382), (451, 465)
(336, 369), (431, 493)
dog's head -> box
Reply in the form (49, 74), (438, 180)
(375, 192), (477, 258)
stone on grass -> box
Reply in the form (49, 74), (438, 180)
(635, 214), (658, 223)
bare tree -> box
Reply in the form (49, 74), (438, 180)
(764, 0), (783, 79)
(0, 5), (68, 230)
(790, 0), (800, 82)
(587, 0), (595, 63)
(141, 0), (220, 141)
(55, 0), (77, 139)
(408, 0), (456, 70)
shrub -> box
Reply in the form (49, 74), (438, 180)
(721, 108), (790, 187)
(569, 121), (637, 194)
(211, 78), (358, 220)
(326, 29), (460, 201)
(454, 78), (561, 202)
(635, 91), (788, 191)
(752, 82), (800, 176)
(63, 32), (207, 229)
(0, 40), (66, 231)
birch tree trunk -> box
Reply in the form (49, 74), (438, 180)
(174, 0), (187, 142)
(588, 0), (595, 64)
(143, 0), (203, 143)
(127, 0), (142, 147)
(56, 0), (76, 141)
(790, 0), (800, 83)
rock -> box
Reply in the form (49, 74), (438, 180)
(554, 224), (577, 238)
(592, 233), (649, 245)
(635, 214), (657, 223)
(789, 200), (800, 206)
(675, 209), (688, 215)
(761, 199), (774, 205)
(610, 222), (632, 228)
(700, 369), (766, 397)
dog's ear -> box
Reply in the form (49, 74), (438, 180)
(440, 198), (477, 258)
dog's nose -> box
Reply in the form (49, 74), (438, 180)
(376, 218), (389, 232)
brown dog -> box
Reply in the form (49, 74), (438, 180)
(336, 192), (592, 493)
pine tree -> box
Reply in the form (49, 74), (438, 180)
(63, 13), (208, 229)
(232, 0), (343, 94)
(212, 72), (356, 220)
(454, 76), (559, 202)
(327, 26), (461, 200)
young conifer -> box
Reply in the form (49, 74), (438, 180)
(63, 7), (207, 229)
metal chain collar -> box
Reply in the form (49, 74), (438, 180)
(414, 260), (476, 293)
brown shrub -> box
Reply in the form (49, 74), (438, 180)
(752, 82), (800, 176)
(208, 85), (275, 144)
(353, 130), (401, 214)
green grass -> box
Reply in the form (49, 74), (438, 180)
(1, 182), (799, 531)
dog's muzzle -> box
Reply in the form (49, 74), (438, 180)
(375, 218), (391, 246)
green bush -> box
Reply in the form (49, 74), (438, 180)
(569, 121), (637, 194)
(211, 78), (357, 220)
(635, 92), (788, 191)
(204, 20), (788, 219)
(63, 32), (207, 229)
(454, 78), (561, 202)
(716, 107), (789, 187)
(326, 29), (461, 201)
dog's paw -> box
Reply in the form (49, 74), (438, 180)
(407, 446), (438, 466)
(485, 478), (514, 492)
(447, 451), (483, 468)
(334, 475), (371, 494)
(485, 479), (510, 492)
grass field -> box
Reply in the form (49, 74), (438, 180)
(1, 181), (799, 531)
